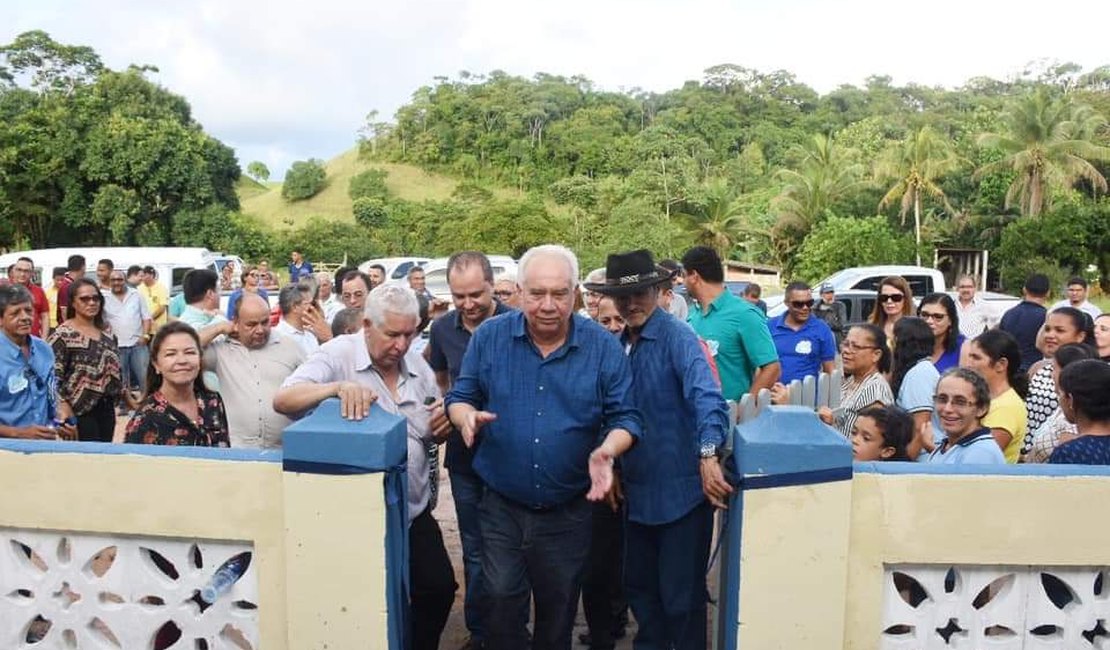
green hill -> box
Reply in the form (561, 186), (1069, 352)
(238, 149), (462, 228)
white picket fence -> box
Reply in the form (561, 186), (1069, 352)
(729, 370), (845, 425)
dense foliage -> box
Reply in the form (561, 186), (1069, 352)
(363, 63), (1110, 287)
(0, 31), (240, 247)
(280, 159), (327, 201)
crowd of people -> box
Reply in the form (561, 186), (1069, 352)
(1, 244), (1109, 650)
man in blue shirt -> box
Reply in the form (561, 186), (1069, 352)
(288, 250), (314, 283)
(446, 244), (642, 650)
(999, 273), (1050, 372)
(426, 251), (512, 650)
(770, 281), (837, 383)
(0, 285), (73, 440)
(585, 249), (730, 650)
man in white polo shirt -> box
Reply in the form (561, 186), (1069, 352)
(274, 284), (321, 356)
(102, 269), (152, 397)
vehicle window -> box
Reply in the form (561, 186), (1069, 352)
(905, 275), (933, 296)
(837, 298), (854, 322)
(425, 268), (448, 295)
(850, 277), (881, 292)
(392, 262), (413, 279)
(171, 267), (192, 291)
(857, 298), (876, 323)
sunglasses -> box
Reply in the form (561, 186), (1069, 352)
(878, 294), (904, 304)
(493, 291), (514, 298)
(788, 300), (813, 309)
(920, 311), (947, 322)
(75, 295), (101, 304)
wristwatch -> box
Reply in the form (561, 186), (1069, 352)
(699, 444), (720, 459)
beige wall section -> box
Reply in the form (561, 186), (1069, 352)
(284, 471), (389, 649)
(0, 449), (288, 648)
(844, 473), (1110, 648)
(738, 480), (853, 650)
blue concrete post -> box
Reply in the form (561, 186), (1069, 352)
(282, 398), (409, 650)
(716, 406), (853, 650)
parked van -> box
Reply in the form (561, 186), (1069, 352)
(0, 247), (244, 298)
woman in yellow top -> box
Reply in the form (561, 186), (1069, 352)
(963, 329), (1028, 463)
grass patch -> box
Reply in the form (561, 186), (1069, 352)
(238, 148), (470, 229)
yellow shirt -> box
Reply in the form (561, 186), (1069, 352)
(983, 387), (1028, 463)
(46, 286), (59, 329)
(139, 282), (170, 328)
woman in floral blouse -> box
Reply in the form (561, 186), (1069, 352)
(125, 321), (229, 447)
(49, 278), (134, 442)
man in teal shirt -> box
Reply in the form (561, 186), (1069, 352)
(680, 246), (780, 400)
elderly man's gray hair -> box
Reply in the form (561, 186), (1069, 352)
(278, 283), (305, 316)
(365, 283), (420, 327)
(518, 244), (579, 289)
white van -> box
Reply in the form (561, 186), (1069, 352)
(0, 247), (244, 297)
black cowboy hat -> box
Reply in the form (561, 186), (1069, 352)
(583, 249), (676, 296)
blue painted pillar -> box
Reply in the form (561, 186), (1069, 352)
(282, 398), (409, 650)
(716, 406), (853, 650)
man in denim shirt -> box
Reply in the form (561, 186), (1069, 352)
(586, 249), (730, 650)
(446, 244), (642, 650)
(0, 285), (73, 440)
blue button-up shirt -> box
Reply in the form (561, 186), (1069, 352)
(0, 334), (57, 429)
(621, 309), (728, 525)
(446, 311), (642, 509)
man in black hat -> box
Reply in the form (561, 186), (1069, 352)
(586, 249), (730, 650)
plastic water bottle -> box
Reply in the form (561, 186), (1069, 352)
(199, 553), (251, 604)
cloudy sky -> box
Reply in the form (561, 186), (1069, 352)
(4, 0), (1107, 176)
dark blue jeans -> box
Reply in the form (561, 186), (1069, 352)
(450, 470), (487, 641)
(118, 344), (149, 392)
(480, 489), (592, 650)
(625, 502), (713, 650)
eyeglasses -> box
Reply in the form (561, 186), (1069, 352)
(788, 300), (813, 310)
(878, 294), (905, 304)
(920, 311), (947, 322)
(493, 291), (513, 298)
(933, 394), (978, 408)
(841, 341), (878, 352)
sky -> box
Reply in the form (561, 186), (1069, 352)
(3, 0), (1108, 177)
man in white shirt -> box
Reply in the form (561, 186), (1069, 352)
(316, 271), (345, 324)
(274, 284), (320, 356)
(954, 274), (992, 338)
(102, 269), (152, 394)
(1051, 276), (1103, 319)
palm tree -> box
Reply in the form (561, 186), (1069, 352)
(677, 180), (748, 261)
(976, 88), (1110, 217)
(773, 134), (866, 235)
(875, 126), (962, 265)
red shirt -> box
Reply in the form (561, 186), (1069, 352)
(55, 274), (75, 324)
(23, 282), (49, 337)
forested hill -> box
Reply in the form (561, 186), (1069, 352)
(357, 63), (1110, 287)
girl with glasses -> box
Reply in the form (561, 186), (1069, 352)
(868, 276), (914, 344)
(917, 293), (967, 373)
(925, 368), (1005, 464)
(48, 278), (135, 442)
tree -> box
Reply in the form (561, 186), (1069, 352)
(246, 161), (270, 182)
(352, 196), (388, 228)
(281, 159), (327, 201)
(772, 134), (866, 254)
(793, 215), (914, 281)
(875, 126), (962, 264)
(676, 180), (749, 261)
(975, 88), (1110, 217)
(348, 168), (390, 201)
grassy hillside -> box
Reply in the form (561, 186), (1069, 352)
(238, 149), (463, 228)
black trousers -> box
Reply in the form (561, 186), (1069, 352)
(77, 396), (116, 443)
(410, 506), (457, 650)
(582, 501), (627, 649)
